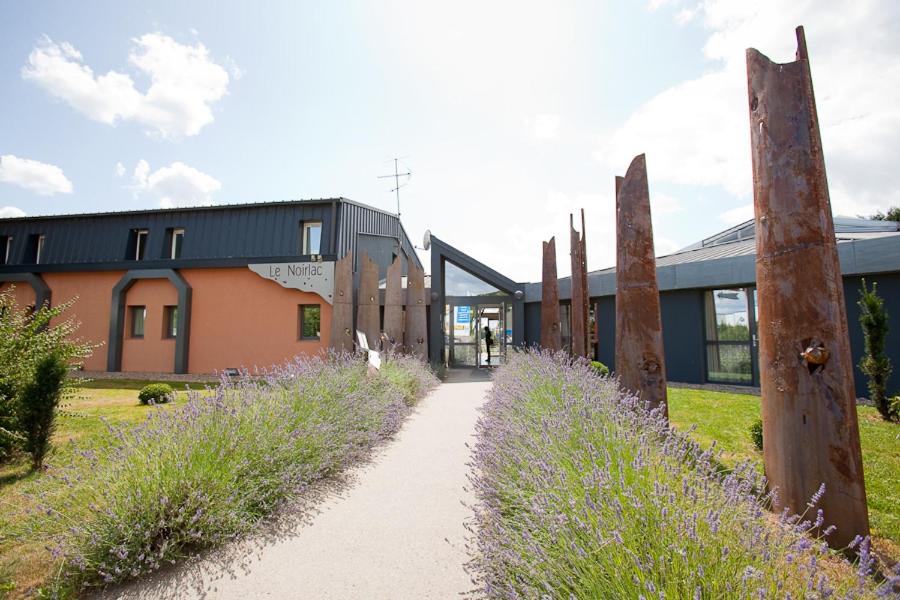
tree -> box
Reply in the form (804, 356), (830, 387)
(857, 279), (897, 421)
(0, 287), (96, 461)
(19, 352), (68, 470)
(871, 206), (900, 222)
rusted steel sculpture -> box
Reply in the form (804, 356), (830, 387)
(614, 154), (668, 418)
(747, 26), (868, 549)
(328, 253), (354, 353)
(404, 262), (428, 360)
(383, 256), (404, 352)
(541, 237), (562, 351)
(570, 210), (590, 357)
(356, 251), (381, 350)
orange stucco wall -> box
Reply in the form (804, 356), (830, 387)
(0, 282), (36, 310)
(182, 267), (331, 373)
(43, 271), (124, 371)
(120, 278), (178, 373)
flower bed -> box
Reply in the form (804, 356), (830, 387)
(468, 351), (888, 598)
(18, 353), (436, 596)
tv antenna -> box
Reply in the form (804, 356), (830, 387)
(378, 158), (412, 217)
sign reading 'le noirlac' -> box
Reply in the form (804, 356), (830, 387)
(248, 261), (336, 304)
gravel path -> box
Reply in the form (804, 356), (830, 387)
(102, 378), (489, 600)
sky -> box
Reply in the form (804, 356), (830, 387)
(1, 1), (898, 282)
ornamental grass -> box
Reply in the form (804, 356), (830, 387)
(16, 353), (436, 595)
(468, 350), (894, 599)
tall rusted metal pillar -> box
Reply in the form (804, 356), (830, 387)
(747, 26), (868, 548)
(614, 154), (667, 418)
(570, 210), (590, 357)
(356, 251), (381, 350)
(329, 253), (354, 353)
(404, 263), (428, 360)
(383, 255), (404, 352)
(541, 237), (562, 351)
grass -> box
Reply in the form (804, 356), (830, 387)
(0, 357), (436, 598)
(469, 351), (884, 598)
(668, 387), (900, 558)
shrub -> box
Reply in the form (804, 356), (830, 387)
(18, 352), (68, 470)
(589, 360), (609, 377)
(857, 279), (896, 421)
(469, 351), (882, 598)
(749, 417), (763, 451)
(28, 353), (436, 593)
(138, 383), (175, 405)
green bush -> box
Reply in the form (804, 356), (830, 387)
(19, 352), (68, 470)
(590, 360), (609, 377)
(749, 417), (763, 451)
(138, 383), (175, 405)
(857, 279), (896, 421)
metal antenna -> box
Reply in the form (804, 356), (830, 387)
(378, 158), (411, 217)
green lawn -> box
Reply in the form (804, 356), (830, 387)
(0, 380), (209, 597)
(668, 387), (900, 557)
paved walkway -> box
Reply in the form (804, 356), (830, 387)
(103, 378), (489, 600)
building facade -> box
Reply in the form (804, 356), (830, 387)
(0, 199), (420, 375)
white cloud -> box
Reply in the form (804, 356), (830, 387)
(130, 159), (221, 207)
(719, 203), (753, 225)
(22, 33), (231, 139)
(0, 206), (26, 218)
(0, 154), (73, 195)
(115, 161), (126, 177)
(532, 114), (560, 140)
(651, 192), (683, 215)
(599, 1), (900, 219)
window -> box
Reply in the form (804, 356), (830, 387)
(133, 229), (148, 261)
(704, 289), (754, 384)
(298, 304), (321, 340)
(163, 306), (178, 338)
(35, 235), (45, 264)
(166, 228), (184, 259)
(130, 306), (147, 338)
(0, 236), (10, 265)
(301, 221), (322, 255)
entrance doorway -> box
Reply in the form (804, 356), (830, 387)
(445, 299), (512, 368)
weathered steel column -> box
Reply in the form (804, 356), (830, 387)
(404, 263), (428, 360)
(383, 255), (404, 351)
(570, 210), (590, 357)
(541, 237), (562, 351)
(747, 26), (868, 548)
(329, 253), (355, 353)
(614, 154), (667, 418)
(356, 251), (381, 350)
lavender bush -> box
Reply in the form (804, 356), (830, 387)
(468, 351), (891, 599)
(20, 353), (436, 595)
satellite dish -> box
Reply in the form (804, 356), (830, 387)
(423, 230), (432, 250)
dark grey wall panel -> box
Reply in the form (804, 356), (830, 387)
(596, 296), (616, 371)
(660, 289), (705, 384)
(524, 301), (541, 347)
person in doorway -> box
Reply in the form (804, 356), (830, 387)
(483, 325), (494, 366)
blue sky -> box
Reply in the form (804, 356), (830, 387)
(2, 1), (898, 281)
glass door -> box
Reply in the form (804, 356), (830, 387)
(704, 288), (759, 385)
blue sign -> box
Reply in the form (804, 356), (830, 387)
(456, 306), (471, 324)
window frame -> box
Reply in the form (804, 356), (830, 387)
(298, 303), (321, 341)
(163, 305), (178, 339)
(0, 236), (10, 265)
(34, 234), (46, 264)
(130, 305), (147, 339)
(301, 221), (323, 255)
(134, 229), (149, 261)
(703, 288), (756, 385)
(169, 228), (185, 259)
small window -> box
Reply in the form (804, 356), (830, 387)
(167, 228), (184, 259)
(298, 304), (321, 340)
(301, 221), (322, 255)
(133, 229), (148, 261)
(163, 306), (178, 338)
(0, 236), (10, 265)
(26, 234), (45, 264)
(130, 306), (146, 338)
(35, 235), (45, 264)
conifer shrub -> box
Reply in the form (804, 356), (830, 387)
(857, 279), (896, 421)
(18, 352), (68, 470)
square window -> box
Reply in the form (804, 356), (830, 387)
(164, 305), (178, 338)
(301, 221), (322, 255)
(130, 306), (146, 338)
(298, 304), (321, 340)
